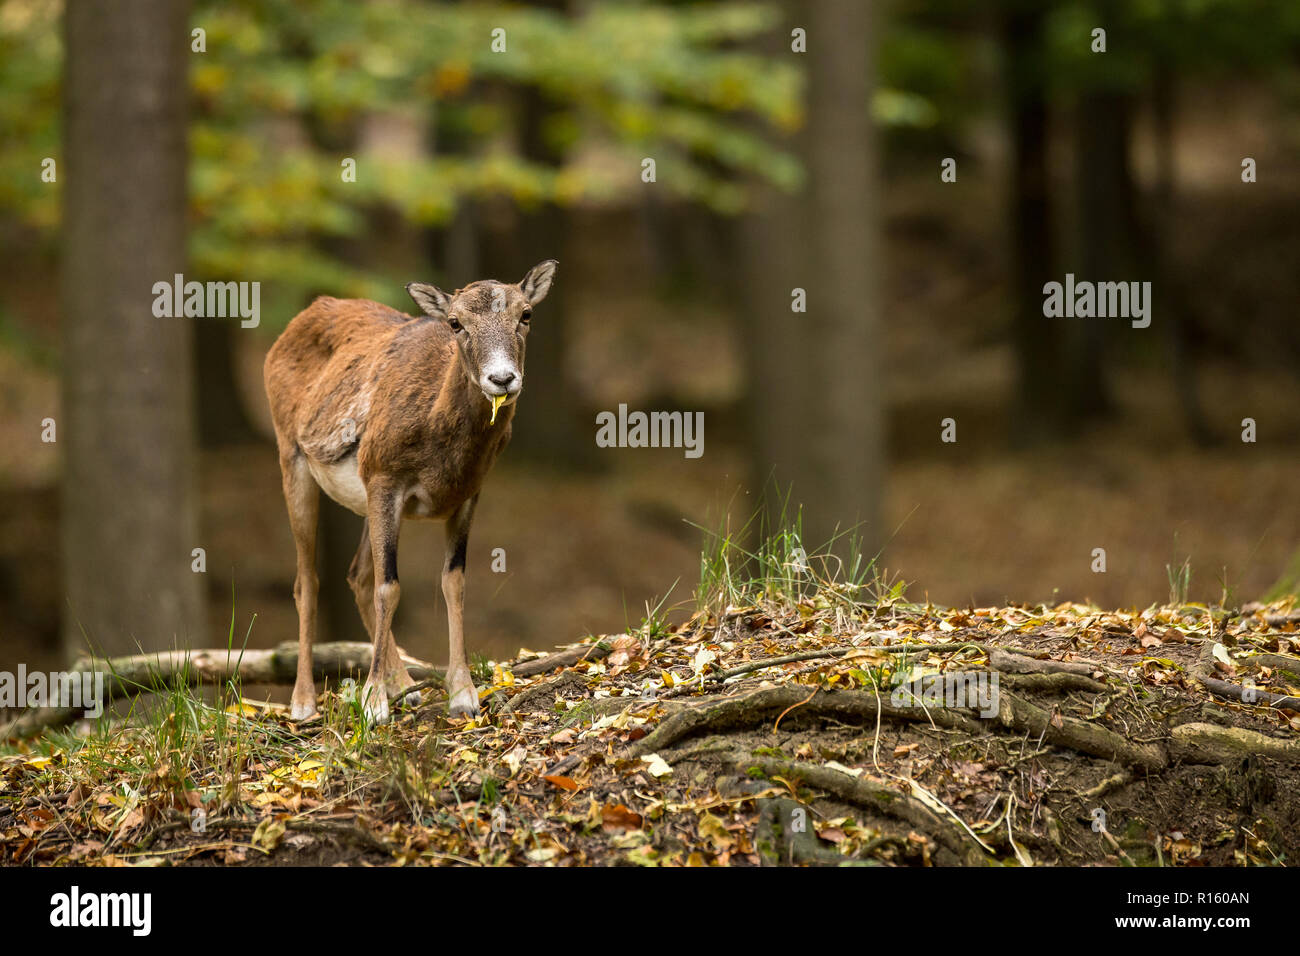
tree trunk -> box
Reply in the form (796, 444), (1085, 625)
(195, 317), (258, 446)
(741, 0), (884, 566)
(801, 0), (883, 562)
(1150, 67), (1213, 445)
(1070, 87), (1133, 424)
(60, 0), (203, 658)
(495, 204), (594, 466)
(1001, 3), (1062, 444)
(479, 78), (593, 466)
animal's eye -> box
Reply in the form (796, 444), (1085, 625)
(520, 311), (532, 324)
(448, 317), (463, 333)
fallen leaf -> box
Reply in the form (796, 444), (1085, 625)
(640, 754), (673, 778)
(601, 803), (644, 832)
(698, 812), (734, 851)
(252, 817), (286, 851)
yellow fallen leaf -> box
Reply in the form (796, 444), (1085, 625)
(698, 812), (734, 851)
(252, 818), (286, 851)
(640, 753), (673, 778)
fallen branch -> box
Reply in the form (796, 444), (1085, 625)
(1081, 770), (1133, 801)
(136, 815), (390, 855)
(1242, 653), (1300, 678)
(989, 647), (1097, 678)
(508, 641), (610, 678)
(1197, 675), (1300, 710)
(2, 641), (439, 738)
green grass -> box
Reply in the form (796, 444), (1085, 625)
(691, 490), (904, 617)
(1166, 556), (1192, 607)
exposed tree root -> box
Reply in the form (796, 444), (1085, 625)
(754, 797), (863, 866)
(1168, 722), (1300, 764)
(628, 686), (982, 759)
(630, 680), (1300, 784)
(136, 815), (389, 855)
(745, 756), (990, 864)
(503, 671), (588, 714)
(998, 672), (1109, 694)
(990, 691), (1167, 770)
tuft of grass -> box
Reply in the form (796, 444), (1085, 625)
(1166, 556), (1192, 606)
(636, 585), (679, 642)
(691, 490), (905, 617)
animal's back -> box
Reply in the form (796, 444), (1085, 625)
(264, 296), (417, 463)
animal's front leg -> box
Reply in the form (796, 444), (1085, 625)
(443, 496), (480, 718)
(362, 484), (404, 724)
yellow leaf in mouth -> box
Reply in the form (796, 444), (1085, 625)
(490, 393), (506, 425)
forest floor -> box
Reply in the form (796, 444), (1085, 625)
(4, 582), (1300, 867)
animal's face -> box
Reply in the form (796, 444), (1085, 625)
(406, 260), (557, 416)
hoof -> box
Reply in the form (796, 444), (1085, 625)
(448, 685), (480, 719)
(289, 700), (317, 721)
(361, 683), (391, 725)
(397, 689), (422, 710)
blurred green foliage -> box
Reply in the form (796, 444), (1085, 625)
(1042, 0), (1300, 93)
(1, 0), (802, 320)
(6, 0), (1300, 325)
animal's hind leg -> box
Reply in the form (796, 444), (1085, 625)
(280, 452), (320, 720)
(360, 484), (411, 724)
(347, 518), (377, 640)
(348, 518), (418, 711)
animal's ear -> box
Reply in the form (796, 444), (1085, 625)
(406, 282), (452, 319)
(519, 259), (558, 307)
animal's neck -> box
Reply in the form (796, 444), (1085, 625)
(431, 349), (513, 439)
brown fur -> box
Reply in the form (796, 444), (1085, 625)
(263, 260), (557, 721)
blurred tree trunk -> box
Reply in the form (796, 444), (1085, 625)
(737, 181), (805, 518)
(1151, 67), (1213, 445)
(1069, 86), (1132, 424)
(195, 319), (258, 446)
(61, 0), (203, 657)
(741, 0), (884, 566)
(476, 77), (593, 467)
(802, 0), (884, 561)
(483, 203), (591, 466)
(1001, 2), (1062, 444)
